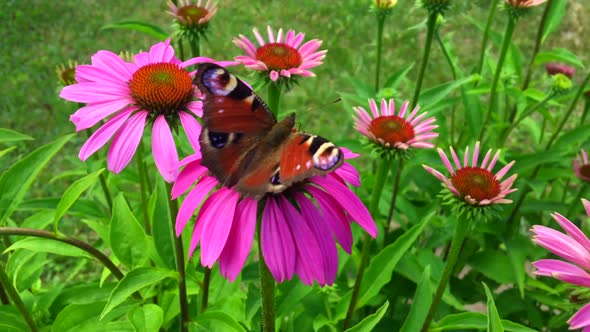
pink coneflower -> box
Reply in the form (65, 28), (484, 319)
(574, 150), (590, 182)
(505, 0), (547, 7)
(233, 26), (326, 82)
(546, 63), (576, 79)
(168, 0), (217, 27)
(353, 98), (438, 150)
(60, 40), (234, 182)
(172, 149), (377, 285)
(423, 142), (517, 206)
(532, 199), (590, 331)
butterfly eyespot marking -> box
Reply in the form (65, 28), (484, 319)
(309, 137), (343, 171)
(208, 131), (229, 148)
(270, 172), (281, 185)
(202, 68), (237, 96)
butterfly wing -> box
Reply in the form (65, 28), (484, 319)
(194, 63), (278, 186)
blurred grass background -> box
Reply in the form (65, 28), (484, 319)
(1, 0), (589, 178)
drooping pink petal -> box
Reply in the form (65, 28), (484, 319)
(78, 108), (135, 161)
(152, 115), (179, 183)
(178, 112), (202, 152)
(200, 189), (240, 267)
(569, 302), (590, 329)
(175, 176), (218, 236)
(261, 198), (296, 282)
(219, 198), (258, 281)
(307, 186), (353, 253)
(70, 100), (132, 131)
(172, 160), (208, 199)
(533, 259), (590, 287)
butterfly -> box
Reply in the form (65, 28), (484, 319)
(193, 63), (344, 198)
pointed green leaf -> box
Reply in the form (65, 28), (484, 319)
(101, 267), (177, 318)
(344, 301), (389, 332)
(5, 238), (92, 258)
(110, 194), (148, 268)
(0, 128), (33, 143)
(129, 304), (163, 332)
(19, 198), (104, 219)
(542, 0), (568, 43)
(52, 302), (103, 332)
(431, 312), (537, 332)
(149, 178), (175, 269)
(357, 213), (432, 308)
(193, 311), (247, 332)
(483, 282), (504, 332)
(400, 266), (432, 332)
(102, 20), (168, 40)
(0, 146), (16, 159)
(534, 48), (584, 68)
(419, 75), (478, 111)
(0, 134), (72, 225)
(54, 169), (105, 231)
(0, 306), (29, 331)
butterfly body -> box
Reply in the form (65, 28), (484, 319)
(194, 63), (343, 197)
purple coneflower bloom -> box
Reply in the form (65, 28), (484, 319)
(532, 199), (590, 331)
(546, 63), (576, 79)
(168, 0), (218, 28)
(574, 149), (590, 182)
(173, 149), (377, 285)
(233, 26), (326, 82)
(423, 142), (517, 206)
(505, 0), (547, 7)
(60, 40), (234, 182)
(353, 98), (438, 150)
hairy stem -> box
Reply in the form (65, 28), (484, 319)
(136, 141), (151, 235)
(267, 83), (282, 118)
(411, 11), (438, 108)
(190, 36), (201, 58)
(375, 13), (386, 91)
(201, 267), (211, 313)
(0, 263), (38, 332)
(384, 158), (404, 245)
(475, 0), (500, 79)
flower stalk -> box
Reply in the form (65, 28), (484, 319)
(83, 122), (113, 212)
(384, 158), (404, 244)
(343, 157), (391, 329)
(0, 262), (38, 332)
(479, 17), (517, 142)
(267, 83), (282, 118)
(166, 183), (190, 332)
(411, 11), (438, 108)
(420, 217), (471, 332)
(475, 0), (501, 79)
(201, 267), (211, 313)
(136, 140), (152, 235)
(375, 13), (387, 91)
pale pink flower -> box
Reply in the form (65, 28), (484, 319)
(353, 98), (438, 150)
(60, 39), (234, 182)
(574, 149), (590, 182)
(505, 0), (547, 7)
(233, 26), (326, 82)
(422, 142), (517, 206)
(172, 149), (377, 285)
(532, 199), (590, 331)
(168, 0), (218, 28)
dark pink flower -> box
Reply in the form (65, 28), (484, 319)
(574, 149), (590, 182)
(173, 149), (376, 285)
(546, 63), (576, 79)
(60, 40), (235, 182)
(532, 199), (590, 331)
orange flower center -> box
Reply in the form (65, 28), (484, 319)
(580, 165), (590, 179)
(177, 5), (209, 25)
(368, 116), (415, 146)
(255, 43), (303, 71)
(451, 167), (501, 202)
(129, 63), (193, 114)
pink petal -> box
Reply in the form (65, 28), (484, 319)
(172, 160), (208, 199)
(78, 108), (134, 161)
(569, 302), (590, 329)
(306, 186), (353, 253)
(107, 111), (148, 173)
(179, 112), (202, 153)
(152, 115), (179, 183)
(70, 100), (132, 131)
(200, 189), (240, 267)
(533, 259), (590, 287)
(552, 212), (590, 253)
(261, 198), (296, 282)
(219, 198), (258, 281)
(175, 176), (218, 236)
(270, 71), (279, 81)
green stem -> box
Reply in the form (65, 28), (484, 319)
(0, 282), (9, 304)
(189, 36), (201, 58)
(475, 0), (500, 79)
(0, 227), (124, 280)
(420, 217), (470, 332)
(384, 158), (404, 245)
(499, 93), (553, 146)
(505, 72), (590, 233)
(257, 208), (275, 332)
(136, 140), (151, 235)
(343, 158), (391, 329)
(411, 12), (437, 108)
(434, 30), (458, 144)
(201, 267), (211, 313)
(520, 0), (552, 93)
(0, 263), (38, 332)
(177, 39), (185, 61)
(561, 178), (571, 203)
(166, 183), (189, 332)
(267, 83), (282, 118)
(567, 183), (589, 216)
(375, 13), (386, 91)
(83, 124), (113, 212)
(478, 17), (516, 142)
(581, 98), (590, 125)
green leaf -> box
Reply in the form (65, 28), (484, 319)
(483, 282), (504, 332)
(542, 0), (568, 43)
(400, 266), (432, 332)
(506, 237), (529, 298)
(6, 250), (46, 292)
(0, 305), (29, 331)
(193, 311), (247, 332)
(0, 146), (16, 159)
(470, 250), (514, 284)
(0, 128), (33, 143)
(52, 302), (104, 332)
(19, 198), (105, 219)
(418, 75), (478, 111)
(110, 194), (148, 268)
(101, 20), (168, 40)
(357, 213), (432, 308)
(4, 238), (92, 259)
(510, 149), (566, 175)
(344, 301), (389, 332)
(553, 124), (590, 151)
(534, 48), (585, 68)
(129, 304), (163, 332)
(431, 312), (537, 332)
(0, 134), (72, 225)
(54, 169), (105, 231)
(101, 267), (177, 318)
(383, 63), (415, 90)
(149, 178), (175, 269)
